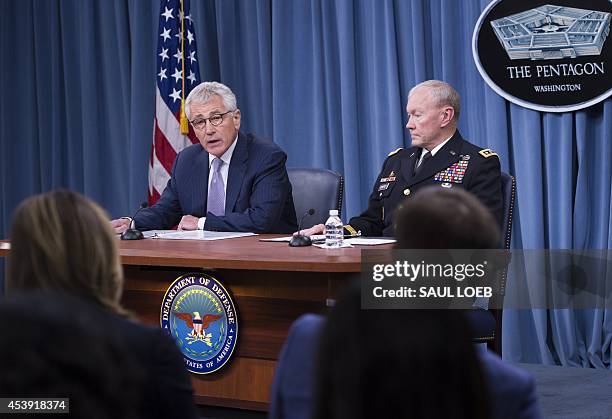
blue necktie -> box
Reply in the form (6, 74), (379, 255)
(207, 158), (225, 216)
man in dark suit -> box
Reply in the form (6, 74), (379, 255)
(112, 82), (297, 233)
(300, 80), (502, 237)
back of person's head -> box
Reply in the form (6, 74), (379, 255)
(394, 187), (500, 249)
(312, 284), (490, 419)
(0, 293), (143, 419)
(6, 189), (125, 314)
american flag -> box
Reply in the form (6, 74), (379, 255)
(149, 0), (201, 204)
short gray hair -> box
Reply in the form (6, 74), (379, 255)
(409, 80), (461, 120)
(185, 81), (237, 119)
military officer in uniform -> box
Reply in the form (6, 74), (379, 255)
(300, 80), (502, 237)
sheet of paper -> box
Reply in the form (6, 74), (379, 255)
(144, 230), (256, 241)
(260, 236), (395, 246)
(344, 238), (396, 246)
(142, 230), (177, 239)
(259, 235), (326, 242)
(313, 242), (354, 249)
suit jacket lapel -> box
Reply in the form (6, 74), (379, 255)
(225, 133), (247, 213)
(408, 131), (463, 186)
(399, 148), (420, 185)
(192, 147), (210, 216)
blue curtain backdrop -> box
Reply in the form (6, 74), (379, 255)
(0, 0), (610, 367)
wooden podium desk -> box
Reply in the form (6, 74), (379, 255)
(0, 236), (390, 410)
(118, 235), (376, 410)
(80, 235), (386, 411)
(0, 235), (372, 410)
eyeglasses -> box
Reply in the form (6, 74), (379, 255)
(189, 110), (234, 130)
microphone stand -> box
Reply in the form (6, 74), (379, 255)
(289, 209), (316, 247)
(120, 202), (148, 240)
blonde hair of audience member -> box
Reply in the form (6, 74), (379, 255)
(6, 189), (127, 316)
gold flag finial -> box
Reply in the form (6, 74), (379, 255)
(180, 99), (189, 134)
(179, 0), (189, 134)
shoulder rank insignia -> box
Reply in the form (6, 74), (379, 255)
(344, 225), (359, 236)
(479, 148), (498, 158)
(388, 148), (402, 157)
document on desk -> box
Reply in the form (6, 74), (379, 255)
(313, 238), (396, 247)
(260, 236), (395, 246)
(260, 235), (326, 242)
(344, 238), (396, 245)
(143, 230), (256, 241)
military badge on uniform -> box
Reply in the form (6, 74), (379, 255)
(380, 170), (396, 183)
(161, 273), (238, 374)
(378, 183), (390, 191)
(434, 160), (469, 183)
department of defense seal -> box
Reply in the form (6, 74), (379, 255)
(160, 273), (238, 374)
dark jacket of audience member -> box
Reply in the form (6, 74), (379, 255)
(311, 284), (490, 419)
(5, 189), (199, 419)
(0, 293), (144, 419)
(271, 311), (541, 419)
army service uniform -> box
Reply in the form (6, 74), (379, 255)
(344, 131), (502, 237)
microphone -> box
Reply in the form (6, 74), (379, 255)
(120, 202), (149, 240)
(289, 208), (316, 247)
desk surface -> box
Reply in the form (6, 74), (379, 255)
(114, 234), (380, 272)
(1, 234), (392, 273)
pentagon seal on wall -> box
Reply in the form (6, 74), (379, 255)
(473, 0), (612, 112)
(160, 273), (238, 374)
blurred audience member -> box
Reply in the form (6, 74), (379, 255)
(270, 188), (541, 419)
(0, 293), (142, 419)
(393, 186), (500, 249)
(5, 189), (198, 419)
(312, 284), (490, 419)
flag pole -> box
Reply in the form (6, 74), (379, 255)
(179, 0), (189, 134)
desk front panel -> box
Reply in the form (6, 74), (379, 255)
(121, 262), (359, 410)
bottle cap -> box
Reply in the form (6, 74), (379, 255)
(329, 209), (339, 216)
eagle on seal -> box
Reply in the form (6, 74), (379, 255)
(175, 311), (221, 338)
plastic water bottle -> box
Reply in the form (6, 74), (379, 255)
(325, 209), (343, 248)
